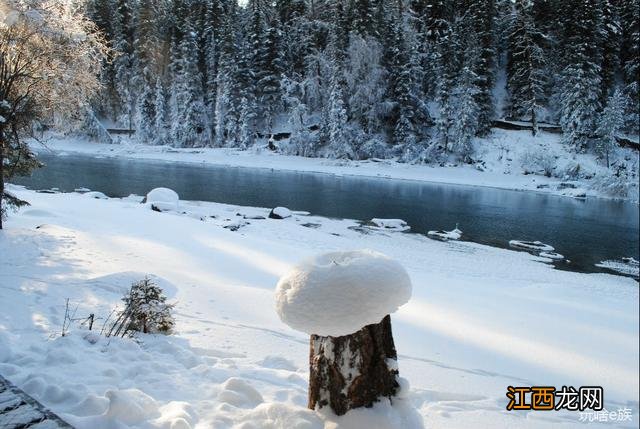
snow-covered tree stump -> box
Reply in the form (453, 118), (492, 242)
(308, 315), (399, 415)
(275, 250), (412, 416)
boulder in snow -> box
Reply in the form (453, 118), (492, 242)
(269, 206), (292, 219)
(275, 249), (412, 337)
(367, 218), (410, 232)
(145, 187), (180, 212)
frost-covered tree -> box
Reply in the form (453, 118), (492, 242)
(558, 0), (603, 150)
(620, 0), (639, 133)
(171, 24), (207, 147)
(327, 70), (352, 159)
(0, 1), (108, 229)
(259, 21), (284, 133)
(506, 0), (546, 135)
(595, 89), (627, 168)
(345, 35), (386, 135)
(387, 12), (417, 147)
(112, 0), (135, 128)
(137, 80), (156, 143)
(450, 64), (480, 160)
(468, 0), (497, 136)
(154, 78), (167, 145)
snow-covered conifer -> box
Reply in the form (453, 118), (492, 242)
(595, 89), (627, 167)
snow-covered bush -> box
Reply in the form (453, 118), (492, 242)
(108, 278), (175, 337)
(354, 136), (387, 160)
(592, 170), (639, 200)
(559, 160), (584, 180)
(520, 150), (556, 177)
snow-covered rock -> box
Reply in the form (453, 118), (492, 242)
(74, 187), (91, 193)
(368, 218), (410, 232)
(427, 226), (462, 241)
(508, 240), (554, 252)
(275, 250), (412, 336)
(84, 191), (108, 199)
(269, 206), (292, 219)
(146, 187), (180, 212)
(539, 251), (564, 260)
(596, 259), (640, 277)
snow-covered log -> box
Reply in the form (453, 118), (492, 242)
(275, 250), (412, 416)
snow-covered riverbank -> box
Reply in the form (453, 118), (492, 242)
(30, 129), (640, 203)
(1, 186), (638, 428)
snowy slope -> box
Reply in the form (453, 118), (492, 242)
(0, 186), (638, 428)
(30, 130), (639, 203)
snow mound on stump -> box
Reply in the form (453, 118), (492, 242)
(275, 250), (412, 336)
(146, 187), (180, 212)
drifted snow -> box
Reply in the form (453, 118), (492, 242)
(275, 250), (412, 336)
(146, 187), (179, 212)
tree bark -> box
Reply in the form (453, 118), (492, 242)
(308, 315), (400, 416)
(0, 139), (4, 230)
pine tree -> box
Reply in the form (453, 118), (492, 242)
(215, 6), (240, 147)
(388, 10), (417, 147)
(506, 0), (546, 135)
(620, 0), (639, 133)
(595, 89), (627, 167)
(171, 23), (207, 147)
(558, 0), (603, 150)
(132, 0), (161, 91)
(327, 68), (352, 159)
(137, 80), (156, 143)
(112, 0), (135, 128)
(351, 0), (376, 38)
(154, 78), (167, 145)
(450, 44), (480, 160)
(468, 0), (497, 136)
(598, 0), (620, 103)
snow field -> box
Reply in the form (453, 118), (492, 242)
(0, 185), (638, 428)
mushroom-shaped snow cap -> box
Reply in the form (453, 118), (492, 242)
(275, 250), (412, 337)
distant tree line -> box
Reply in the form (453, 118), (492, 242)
(85, 0), (639, 163)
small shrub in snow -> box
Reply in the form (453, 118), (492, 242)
(520, 150), (556, 177)
(108, 278), (175, 337)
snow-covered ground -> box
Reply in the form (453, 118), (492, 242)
(31, 130), (640, 203)
(1, 185), (638, 428)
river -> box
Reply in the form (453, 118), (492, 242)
(13, 153), (640, 276)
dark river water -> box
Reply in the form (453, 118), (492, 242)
(13, 153), (640, 275)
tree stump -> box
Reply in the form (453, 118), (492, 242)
(308, 314), (400, 416)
